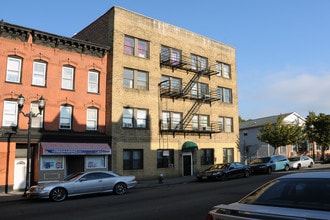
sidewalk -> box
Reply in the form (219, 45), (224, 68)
(0, 175), (197, 203)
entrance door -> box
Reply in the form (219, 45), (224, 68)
(182, 153), (192, 176)
(13, 158), (26, 190)
(66, 156), (84, 176)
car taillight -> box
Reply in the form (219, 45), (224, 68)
(205, 213), (214, 220)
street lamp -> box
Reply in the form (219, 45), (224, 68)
(17, 94), (45, 194)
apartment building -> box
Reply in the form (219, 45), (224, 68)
(74, 6), (239, 179)
(0, 22), (110, 192)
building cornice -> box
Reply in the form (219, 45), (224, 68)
(0, 20), (109, 58)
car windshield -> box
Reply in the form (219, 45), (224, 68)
(64, 172), (84, 181)
(209, 164), (230, 170)
(289, 157), (300, 162)
(250, 157), (270, 164)
(239, 178), (330, 211)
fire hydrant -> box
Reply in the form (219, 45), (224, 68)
(158, 173), (164, 184)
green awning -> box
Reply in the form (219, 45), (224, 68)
(182, 141), (198, 151)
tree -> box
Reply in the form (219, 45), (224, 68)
(305, 112), (330, 161)
(257, 115), (303, 155)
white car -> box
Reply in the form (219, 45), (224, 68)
(26, 171), (137, 202)
(289, 155), (314, 169)
(206, 172), (330, 220)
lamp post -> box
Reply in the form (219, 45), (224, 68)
(17, 94), (45, 194)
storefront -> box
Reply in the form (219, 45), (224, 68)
(37, 142), (111, 183)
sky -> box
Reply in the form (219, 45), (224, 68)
(1, 0), (330, 120)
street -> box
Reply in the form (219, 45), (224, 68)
(1, 168), (328, 220)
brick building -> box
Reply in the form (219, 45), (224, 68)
(0, 6), (239, 192)
(74, 7), (239, 179)
(0, 22), (110, 192)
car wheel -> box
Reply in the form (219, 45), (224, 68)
(49, 187), (67, 202)
(244, 170), (250, 178)
(113, 182), (127, 195)
(284, 164), (290, 171)
(266, 167), (272, 174)
(297, 164), (301, 170)
(308, 162), (313, 168)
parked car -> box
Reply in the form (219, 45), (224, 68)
(249, 155), (290, 174)
(196, 162), (250, 181)
(206, 171), (330, 220)
(25, 171), (137, 202)
(289, 155), (314, 169)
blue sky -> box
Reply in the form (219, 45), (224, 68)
(2, 0), (330, 120)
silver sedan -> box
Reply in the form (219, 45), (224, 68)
(206, 172), (330, 220)
(26, 171), (137, 202)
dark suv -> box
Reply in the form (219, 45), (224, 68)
(249, 155), (290, 174)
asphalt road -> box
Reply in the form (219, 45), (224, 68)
(1, 167), (329, 220)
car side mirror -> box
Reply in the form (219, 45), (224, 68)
(79, 177), (86, 182)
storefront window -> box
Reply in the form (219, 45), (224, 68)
(85, 156), (106, 169)
(40, 156), (64, 170)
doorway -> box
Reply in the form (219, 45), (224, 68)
(182, 152), (192, 176)
(66, 155), (84, 176)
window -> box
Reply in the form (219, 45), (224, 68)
(160, 75), (182, 93)
(62, 66), (74, 90)
(85, 156), (106, 168)
(40, 156), (64, 170)
(6, 57), (22, 83)
(32, 60), (47, 86)
(161, 46), (182, 65)
(217, 87), (232, 103)
(59, 105), (72, 129)
(123, 149), (143, 170)
(136, 109), (147, 128)
(124, 36), (134, 55)
(123, 108), (148, 129)
(219, 117), (233, 132)
(86, 108), (98, 131)
(123, 68), (148, 90)
(161, 111), (182, 130)
(124, 36), (149, 58)
(2, 101), (18, 127)
(223, 148), (234, 163)
(191, 54), (208, 71)
(30, 103), (44, 128)
(157, 149), (174, 168)
(201, 149), (214, 165)
(88, 70), (99, 93)
(191, 82), (209, 99)
(192, 114), (210, 131)
(216, 62), (231, 79)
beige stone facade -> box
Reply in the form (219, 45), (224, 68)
(75, 7), (239, 179)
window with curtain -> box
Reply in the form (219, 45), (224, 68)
(30, 103), (43, 128)
(2, 101), (18, 127)
(62, 66), (74, 90)
(123, 68), (148, 90)
(59, 105), (72, 129)
(32, 60), (47, 86)
(88, 70), (99, 93)
(86, 108), (98, 131)
(6, 56), (22, 83)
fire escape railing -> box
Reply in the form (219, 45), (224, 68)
(159, 51), (221, 135)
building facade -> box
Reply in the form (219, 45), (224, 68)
(0, 22), (110, 192)
(239, 112), (306, 164)
(74, 7), (239, 179)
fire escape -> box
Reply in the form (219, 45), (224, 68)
(159, 51), (222, 137)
